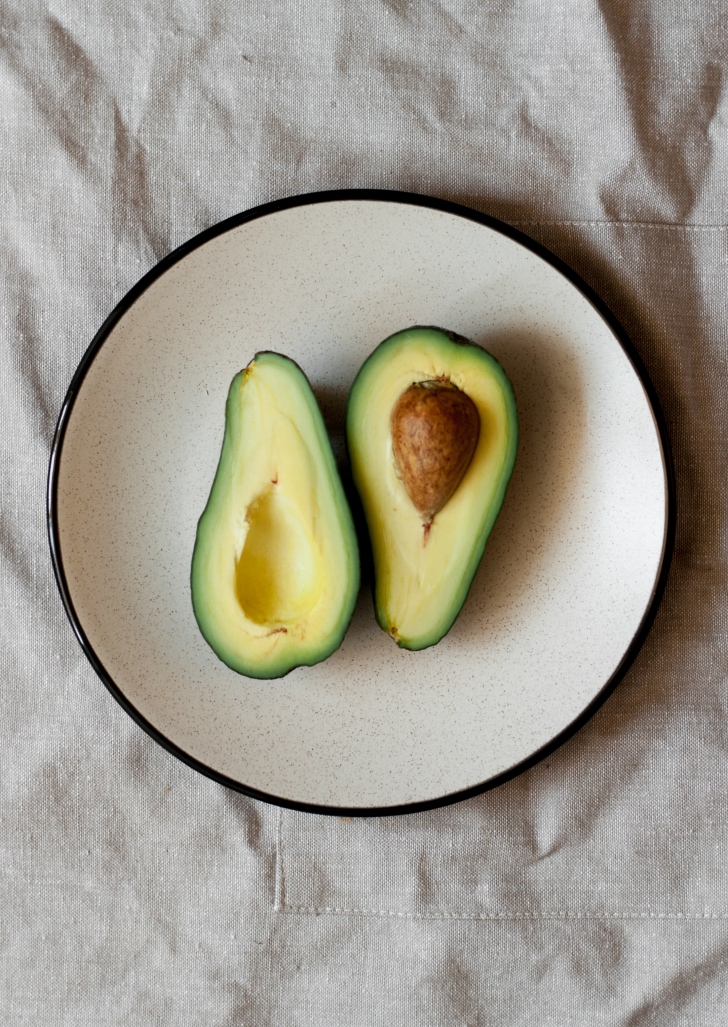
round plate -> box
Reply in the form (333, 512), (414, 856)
(48, 190), (674, 815)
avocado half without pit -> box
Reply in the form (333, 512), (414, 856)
(191, 352), (360, 679)
(346, 326), (518, 651)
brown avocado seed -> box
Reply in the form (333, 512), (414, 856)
(391, 378), (480, 523)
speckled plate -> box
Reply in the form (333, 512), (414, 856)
(47, 191), (674, 815)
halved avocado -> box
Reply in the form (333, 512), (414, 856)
(346, 326), (518, 651)
(191, 352), (360, 679)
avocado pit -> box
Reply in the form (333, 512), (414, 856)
(391, 379), (481, 523)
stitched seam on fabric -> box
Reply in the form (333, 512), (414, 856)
(278, 905), (728, 920)
(274, 818), (727, 920)
(273, 807), (285, 911)
(509, 220), (728, 230)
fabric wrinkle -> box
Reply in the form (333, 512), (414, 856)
(3, 1), (728, 1023)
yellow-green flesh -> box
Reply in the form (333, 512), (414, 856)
(347, 327), (518, 650)
(191, 352), (359, 678)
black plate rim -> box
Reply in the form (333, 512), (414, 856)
(46, 188), (677, 817)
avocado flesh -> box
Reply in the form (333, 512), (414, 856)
(192, 352), (359, 679)
(347, 327), (518, 651)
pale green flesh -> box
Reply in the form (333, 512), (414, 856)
(191, 352), (359, 679)
(347, 327), (518, 651)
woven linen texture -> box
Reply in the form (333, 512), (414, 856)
(2, 1), (728, 1023)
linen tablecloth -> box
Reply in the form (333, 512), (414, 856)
(2, 2), (727, 1023)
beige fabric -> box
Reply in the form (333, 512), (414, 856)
(2, 1), (728, 1023)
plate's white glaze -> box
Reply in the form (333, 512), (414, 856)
(53, 196), (669, 811)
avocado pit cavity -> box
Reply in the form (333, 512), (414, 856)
(391, 379), (481, 523)
(235, 486), (324, 627)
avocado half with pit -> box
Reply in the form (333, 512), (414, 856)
(191, 352), (360, 679)
(346, 326), (518, 651)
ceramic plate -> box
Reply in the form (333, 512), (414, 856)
(48, 191), (674, 814)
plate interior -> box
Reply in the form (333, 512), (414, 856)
(55, 199), (667, 810)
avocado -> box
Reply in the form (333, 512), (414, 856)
(346, 326), (518, 651)
(191, 352), (360, 679)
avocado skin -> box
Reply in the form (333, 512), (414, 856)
(346, 326), (518, 651)
(191, 352), (360, 679)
